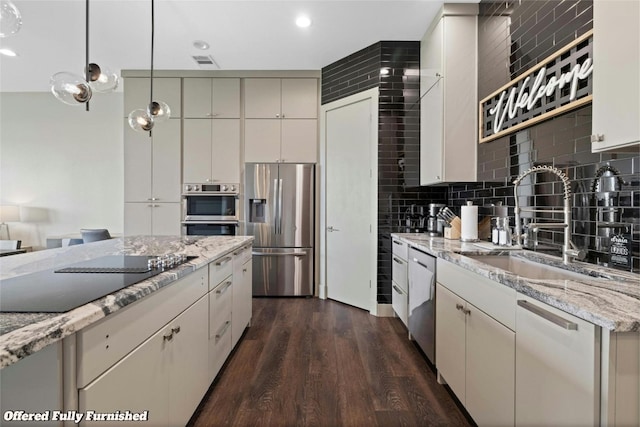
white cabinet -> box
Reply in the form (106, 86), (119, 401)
(208, 273), (232, 382)
(232, 245), (252, 349)
(244, 78), (318, 163)
(123, 77), (182, 118)
(183, 119), (240, 183)
(591, 0), (640, 152)
(183, 78), (240, 119)
(79, 296), (209, 427)
(419, 4), (478, 185)
(124, 118), (181, 236)
(515, 294), (599, 426)
(124, 202), (181, 236)
(436, 258), (515, 427)
(391, 238), (409, 328)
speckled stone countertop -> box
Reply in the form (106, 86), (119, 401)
(0, 235), (253, 369)
(392, 233), (640, 333)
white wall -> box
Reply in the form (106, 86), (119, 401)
(0, 92), (124, 249)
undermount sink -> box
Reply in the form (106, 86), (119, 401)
(465, 254), (590, 281)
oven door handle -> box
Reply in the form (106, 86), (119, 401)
(181, 221), (239, 225)
(181, 192), (239, 197)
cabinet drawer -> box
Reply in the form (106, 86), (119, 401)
(437, 258), (516, 330)
(391, 255), (407, 291)
(209, 314), (232, 381)
(392, 281), (408, 327)
(76, 269), (208, 388)
(209, 254), (233, 290)
(233, 244), (252, 266)
(209, 276), (232, 340)
(391, 238), (408, 260)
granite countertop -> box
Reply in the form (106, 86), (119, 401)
(391, 233), (640, 333)
(0, 235), (253, 369)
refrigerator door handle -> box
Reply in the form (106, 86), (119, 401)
(273, 178), (280, 234)
(252, 251), (307, 257)
(277, 178), (283, 235)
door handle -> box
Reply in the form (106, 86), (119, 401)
(327, 226), (340, 232)
(517, 300), (578, 330)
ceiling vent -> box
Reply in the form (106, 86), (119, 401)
(192, 55), (220, 69)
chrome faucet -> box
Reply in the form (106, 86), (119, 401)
(513, 165), (586, 264)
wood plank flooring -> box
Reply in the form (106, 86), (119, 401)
(189, 298), (472, 427)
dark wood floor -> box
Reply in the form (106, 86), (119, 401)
(190, 298), (472, 427)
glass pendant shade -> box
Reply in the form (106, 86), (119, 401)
(0, 0), (22, 38)
(50, 72), (93, 105)
(87, 63), (119, 93)
(148, 101), (171, 123)
(128, 109), (154, 132)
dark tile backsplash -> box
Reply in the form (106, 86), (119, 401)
(322, 0), (638, 304)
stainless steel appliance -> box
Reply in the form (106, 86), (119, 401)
(245, 163), (314, 296)
(426, 203), (445, 236)
(0, 254), (196, 313)
(182, 183), (239, 236)
(408, 246), (436, 364)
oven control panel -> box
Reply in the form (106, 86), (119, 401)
(183, 183), (238, 194)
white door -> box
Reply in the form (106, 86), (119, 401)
(323, 89), (377, 311)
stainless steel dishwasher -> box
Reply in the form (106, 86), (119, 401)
(408, 246), (437, 364)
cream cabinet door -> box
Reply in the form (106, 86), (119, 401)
(591, 0), (640, 152)
(124, 121), (152, 202)
(151, 203), (181, 236)
(124, 203), (152, 236)
(281, 78), (318, 119)
(123, 77), (181, 118)
(211, 78), (240, 118)
(79, 324), (170, 427)
(184, 78), (241, 119)
(466, 302), (515, 427)
(435, 284), (466, 403)
(245, 119), (281, 163)
(281, 119), (317, 163)
(244, 78), (281, 118)
(152, 119), (181, 203)
(183, 119), (213, 183)
(168, 296), (209, 427)
(211, 119), (241, 182)
(232, 254), (252, 349)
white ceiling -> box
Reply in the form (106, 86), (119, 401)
(0, 0), (478, 92)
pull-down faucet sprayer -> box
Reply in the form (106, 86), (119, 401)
(513, 165), (586, 264)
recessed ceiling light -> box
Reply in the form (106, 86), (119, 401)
(193, 40), (210, 50)
(296, 16), (311, 28)
(380, 68), (390, 75)
(0, 48), (17, 57)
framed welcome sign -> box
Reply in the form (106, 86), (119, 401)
(479, 29), (594, 144)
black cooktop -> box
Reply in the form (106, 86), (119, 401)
(0, 255), (195, 314)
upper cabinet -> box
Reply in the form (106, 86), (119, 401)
(183, 78), (240, 119)
(591, 0), (640, 152)
(245, 78), (318, 119)
(419, 4), (478, 186)
(245, 78), (319, 163)
(123, 78), (182, 118)
(183, 119), (240, 183)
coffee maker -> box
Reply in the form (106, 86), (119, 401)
(426, 203), (445, 236)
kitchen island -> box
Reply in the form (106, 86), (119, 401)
(0, 235), (253, 426)
(392, 233), (640, 427)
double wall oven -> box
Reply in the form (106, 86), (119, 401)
(182, 183), (240, 236)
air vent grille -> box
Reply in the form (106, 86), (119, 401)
(192, 55), (220, 69)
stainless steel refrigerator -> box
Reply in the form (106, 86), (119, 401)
(245, 163), (314, 296)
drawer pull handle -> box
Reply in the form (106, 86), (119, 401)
(517, 300), (578, 330)
(216, 281), (233, 294)
(215, 256), (232, 266)
(393, 240), (403, 246)
(215, 320), (231, 341)
(392, 257), (404, 265)
(392, 284), (404, 294)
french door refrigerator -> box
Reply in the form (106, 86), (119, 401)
(245, 163), (314, 296)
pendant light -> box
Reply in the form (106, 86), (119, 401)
(0, 0), (22, 38)
(128, 0), (171, 134)
(50, 0), (119, 110)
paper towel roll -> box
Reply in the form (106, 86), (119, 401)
(461, 201), (478, 241)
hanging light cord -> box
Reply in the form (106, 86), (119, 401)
(85, 0), (90, 111)
(149, 0), (154, 110)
